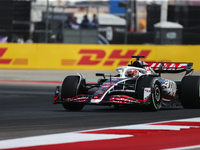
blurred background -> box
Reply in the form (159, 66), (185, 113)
(0, 0), (200, 45)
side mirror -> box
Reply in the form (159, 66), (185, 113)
(96, 73), (105, 79)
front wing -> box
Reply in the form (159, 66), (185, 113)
(53, 86), (151, 105)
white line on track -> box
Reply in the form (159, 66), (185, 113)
(162, 145), (200, 150)
(79, 117), (200, 133)
(1, 117), (200, 150)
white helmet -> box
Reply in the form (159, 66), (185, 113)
(126, 70), (139, 77)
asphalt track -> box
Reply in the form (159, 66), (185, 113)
(1, 70), (200, 149)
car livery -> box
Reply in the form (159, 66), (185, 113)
(53, 55), (200, 111)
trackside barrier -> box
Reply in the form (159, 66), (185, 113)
(0, 43), (200, 70)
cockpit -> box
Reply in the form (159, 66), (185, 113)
(116, 66), (146, 78)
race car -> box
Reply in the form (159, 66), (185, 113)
(53, 55), (200, 111)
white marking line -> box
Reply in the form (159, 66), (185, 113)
(173, 117), (200, 122)
(162, 145), (200, 150)
(148, 117), (200, 125)
(1, 117), (200, 150)
(108, 124), (198, 130)
(0, 132), (132, 150)
(80, 123), (199, 133)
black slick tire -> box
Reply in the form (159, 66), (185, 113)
(61, 76), (84, 111)
(180, 76), (200, 108)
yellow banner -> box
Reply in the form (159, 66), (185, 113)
(0, 43), (200, 70)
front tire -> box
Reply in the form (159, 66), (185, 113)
(180, 76), (200, 108)
(61, 76), (84, 111)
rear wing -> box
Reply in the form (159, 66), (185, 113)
(146, 62), (193, 76)
(129, 56), (194, 76)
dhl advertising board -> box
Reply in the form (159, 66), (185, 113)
(0, 43), (200, 70)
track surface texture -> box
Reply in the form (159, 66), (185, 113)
(1, 70), (200, 149)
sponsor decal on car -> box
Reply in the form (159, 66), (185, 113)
(103, 82), (115, 85)
(147, 62), (187, 71)
(109, 95), (142, 104)
(64, 94), (88, 102)
(160, 79), (176, 99)
(144, 88), (151, 100)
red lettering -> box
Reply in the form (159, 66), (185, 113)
(0, 48), (7, 57)
(77, 49), (152, 66)
(78, 50), (106, 65)
(0, 48), (12, 64)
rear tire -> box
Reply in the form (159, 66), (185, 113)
(137, 77), (162, 111)
(180, 76), (200, 108)
(61, 76), (84, 111)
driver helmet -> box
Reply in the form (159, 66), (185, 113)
(126, 70), (139, 77)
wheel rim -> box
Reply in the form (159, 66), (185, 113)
(154, 85), (160, 102)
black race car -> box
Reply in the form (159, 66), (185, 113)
(53, 55), (200, 111)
